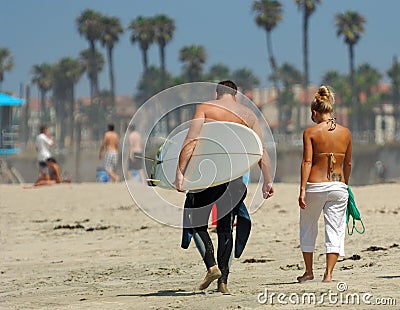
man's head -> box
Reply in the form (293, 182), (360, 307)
(39, 125), (48, 134)
(216, 80), (237, 99)
(129, 124), (136, 132)
(108, 124), (115, 131)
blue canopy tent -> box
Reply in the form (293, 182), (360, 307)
(0, 93), (25, 106)
(0, 93), (26, 155)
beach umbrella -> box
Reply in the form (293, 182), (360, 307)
(0, 93), (25, 106)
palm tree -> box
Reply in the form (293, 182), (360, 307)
(205, 63), (231, 82)
(387, 56), (400, 134)
(31, 63), (53, 122)
(153, 14), (175, 88)
(335, 10), (366, 131)
(179, 45), (207, 82)
(80, 48), (105, 141)
(0, 48), (14, 91)
(76, 9), (103, 101)
(79, 48), (105, 92)
(322, 69), (352, 126)
(276, 62), (303, 132)
(355, 63), (381, 98)
(252, 0), (283, 93)
(355, 63), (382, 131)
(294, 0), (321, 131)
(136, 65), (174, 104)
(52, 57), (85, 147)
(322, 70), (351, 106)
(231, 68), (260, 94)
(100, 15), (124, 116)
(128, 16), (156, 72)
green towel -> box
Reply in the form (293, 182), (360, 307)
(346, 186), (365, 235)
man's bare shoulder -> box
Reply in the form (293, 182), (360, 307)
(105, 131), (119, 139)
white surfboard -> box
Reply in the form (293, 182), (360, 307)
(152, 122), (263, 190)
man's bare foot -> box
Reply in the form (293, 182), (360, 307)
(297, 272), (314, 283)
(198, 266), (222, 290)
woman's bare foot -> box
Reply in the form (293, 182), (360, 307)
(322, 270), (332, 282)
(297, 272), (314, 283)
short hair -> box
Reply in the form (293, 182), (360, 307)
(39, 125), (47, 133)
(129, 124), (136, 131)
(108, 124), (115, 131)
(216, 80), (237, 98)
(311, 85), (335, 114)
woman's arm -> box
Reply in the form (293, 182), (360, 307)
(343, 132), (353, 185)
(299, 130), (313, 209)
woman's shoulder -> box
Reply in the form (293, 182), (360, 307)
(335, 123), (351, 135)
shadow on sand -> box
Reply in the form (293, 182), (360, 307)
(117, 289), (204, 297)
(262, 281), (299, 286)
(376, 275), (400, 279)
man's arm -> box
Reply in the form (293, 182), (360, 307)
(174, 105), (206, 191)
(99, 134), (107, 160)
(44, 133), (54, 147)
(251, 119), (274, 199)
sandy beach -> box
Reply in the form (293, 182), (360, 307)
(1, 182), (399, 309)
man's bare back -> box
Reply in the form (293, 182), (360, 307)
(103, 131), (119, 152)
(128, 130), (143, 154)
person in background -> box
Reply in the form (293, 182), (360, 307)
(128, 125), (146, 184)
(99, 124), (120, 182)
(34, 157), (70, 186)
(35, 125), (54, 182)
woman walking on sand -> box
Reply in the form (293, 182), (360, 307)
(297, 86), (352, 283)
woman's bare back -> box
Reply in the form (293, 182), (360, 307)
(305, 121), (352, 183)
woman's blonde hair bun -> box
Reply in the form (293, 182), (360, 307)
(311, 85), (335, 113)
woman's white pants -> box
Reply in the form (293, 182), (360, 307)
(300, 182), (349, 256)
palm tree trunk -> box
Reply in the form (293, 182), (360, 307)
(349, 44), (357, 131)
(75, 119), (82, 182)
(300, 9), (309, 132)
(266, 31), (281, 133)
(23, 84), (30, 145)
(40, 90), (46, 122)
(70, 86), (75, 145)
(142, 49), (148, 72)
(266, 31), (278, 77)
(90, 41), (99, 100)
(107, 46), (116, 118)
(160, 44), (166, 88)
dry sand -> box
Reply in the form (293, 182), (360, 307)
(1, 182), (399, 309)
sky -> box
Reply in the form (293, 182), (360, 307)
(1, 0), (398, 100)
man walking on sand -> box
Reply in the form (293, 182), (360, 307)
(174, 80), (274, 294)
(99, 124), (120, 182)
(128, 124), (147, 184)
